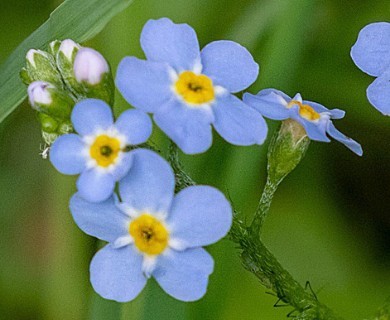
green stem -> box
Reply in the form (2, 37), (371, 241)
(249, 176), (280, 237)
(230, 204), (343, 320)
(167, 141), (195, 191)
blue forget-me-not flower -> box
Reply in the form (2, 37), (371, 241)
(116, 18), (267, 154)
(243, 89), (363, 155)
(50, 99), (152, 202)
(351, 22), (390, 115)
(70, 149), (232, 302)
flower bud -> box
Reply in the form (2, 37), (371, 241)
(59, 39), (81, 62)
(54, 39), (82, 97)
(74, 48), (109, 85)
(38, 113), (59, 133)
(48, 40), (61, 56)
(38, 113), (73, 145)
(267, 119), (310, 183)
(28, 81), (74, 120)
(73, 48), (115, 105)
(23, 49), (63, 87)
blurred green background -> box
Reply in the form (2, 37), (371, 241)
(0, 0), (389, 319)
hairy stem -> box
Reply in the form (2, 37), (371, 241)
(249, 176), (280, 237)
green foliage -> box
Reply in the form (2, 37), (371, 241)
(0, 0), (133, 124)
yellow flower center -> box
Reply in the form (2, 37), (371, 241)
(89, 135), (121, 167)
(129, 214), (169, 255)
(175, 71), (215, 105)
(288, 100), (320, 121)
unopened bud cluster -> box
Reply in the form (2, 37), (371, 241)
(21, 40), (114, 145)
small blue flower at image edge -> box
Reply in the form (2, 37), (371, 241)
(116, 17), (268, 155)
(50, 99), (152, 202)
(243, 89), (363, 156)
(351, 22), (390, 116)
(69, 149), (232, 302)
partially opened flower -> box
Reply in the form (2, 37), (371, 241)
(116, 18), (267, 154)
(70, 149), (232, 302)
(50, 99), (152, 202)
(351, 22), (390, 115)
(243, 89), (362, 155)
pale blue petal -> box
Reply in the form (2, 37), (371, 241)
(367, 75), (390, 115)
(119, 149), (175, 213)
(140, 18), (200, 72)
(243, 92), (290, 120)
(153, 248), (214, 302)
(256, 88), (291, 102)
(167, 186), (232, 248)
(69, 193), (128, 242)
(303, 100), (329, 113)
(77, 169), (115, 203)
(154, 99), (213, 154)
(50, 134), (86, 174)
(201, 40), (258, 93)
(116, 57), (173, 113)
(303, 101), (345, 119)
(328, 109), (345, 119)
(351, 22), (390, 77)
(71, 99), (113, 136)
(110, 152), (133, 181)
(213, 94), (268, 145)
(327, 122), (363, 156)
(115, 109), (153, 145)
(90, 245), (146, 303)
(292, 114), (330, 142)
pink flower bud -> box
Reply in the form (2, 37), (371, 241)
(59, 39), (81, 60)
(73, 48), (109, 85)
(28, 81), (54, 107)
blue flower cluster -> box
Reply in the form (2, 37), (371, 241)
(47, 17), (363, 303)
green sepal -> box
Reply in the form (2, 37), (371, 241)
(77, 72), (115, 106)
(24, 50), (63, 87)
(38, 113), (59, 133)
(55, 42), (82, 97)
(267, 119), (310, 184)
(48, 40), (61, 56)
(31, 85), (74, 121)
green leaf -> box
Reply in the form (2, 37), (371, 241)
(0, 0), (133, 123)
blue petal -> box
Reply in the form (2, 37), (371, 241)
(351, 22), (390, 77)
(327, 122), (363, 156)
(367, 75), (390, 115)
(291, 114), (330, 142)
(115, 109), (153, 145)
(119, 149), (175, 213)
(153, 248), (214, 302)
(69, 193), (128, 242)
(77, 169), (115, 203)
(90, 244), (146, 303)
(154, 99), (213, 154)
(140, 18), (200, 72)
(328, 109), (345, 119)
(303, 100), (329, 113)
(256, 88), (291, 102)
(167, 186), (232, 248)
(50, 134), (86, 174)
(213, 94), (268, 145)
(110, 152), (133, 181)
(303, 101), (345, 119)
(201, 40), (259, 93)
(116, 57), (173, 113)
(72, 99), (114, 136)
(243, 92), (290, 120)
